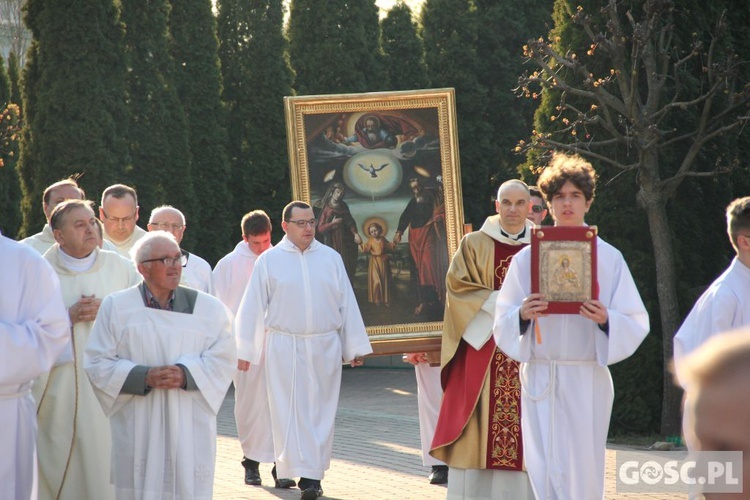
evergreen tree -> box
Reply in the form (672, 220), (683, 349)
(168, 0), (231, 264)
(289, 0), (383, 95)
(421, 0), (494, 228)
(0, 56), (10, 105)
(217, 0), (294, 241)
(17, 0), (129, 237)
(7, 51), (22, 108)
(474, 0), (553, 179)
(381, 2), (429, 91)
(121, 0), (194, 238)
(0, 54), (22, 237)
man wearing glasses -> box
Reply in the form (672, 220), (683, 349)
(235, 201), (372, 500)
(85, 231), (235, 499)
(527, 185), (548, 226)
(99, 184), (147, 257)
(148, 205), (213, 294)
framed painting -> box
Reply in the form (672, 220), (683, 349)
(531, 225), (598, 314)
(284, 89), (464, 355)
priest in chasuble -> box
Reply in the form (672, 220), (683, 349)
(494, 153), (649, 500)
(431, 179), (535, 499)
(34, 199), (140, 500)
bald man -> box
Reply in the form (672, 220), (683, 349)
(148, 205), (213, 294)
(431, 179), (535, 499)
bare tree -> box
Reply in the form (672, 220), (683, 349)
(0, 0), (30, 62)
(517, 0), (750, 435)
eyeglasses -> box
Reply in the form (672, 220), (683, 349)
(102, 211), (136, 224)
(531, 205), (545, 214)
(287, 219), (317, 228)
(140, 255), (188, 267)
(150, 222), (185, 231)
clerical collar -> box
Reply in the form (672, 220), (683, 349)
(142, 284), (175, 311)
(58, 246), (97, 273)
(499, 227), (527, 241)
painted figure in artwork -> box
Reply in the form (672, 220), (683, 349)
(360, 221), (396, 306)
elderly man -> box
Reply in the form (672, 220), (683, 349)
(84, 232), (235, 499)
(21, 178), (85, 254)
(494, 153), (649, 499)
(527, 185), (548, 225)
(0, 233), (69, 500)
(430, 179), (535, 499)
(147, 205), (213, 294)
(213, 210), (295, 488)
(34, 199), (139, 500)
(235, 201), (372, 500)
(99, 184), (147, 257)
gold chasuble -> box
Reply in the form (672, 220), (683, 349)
(430, 216), (529, 469)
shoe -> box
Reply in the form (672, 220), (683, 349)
(428, 465), (448, 484)
(299, 478), (323, 499)
(241, 458), (261, 486)
(300, 486), (323, 499)
(271, 464), (297, 489)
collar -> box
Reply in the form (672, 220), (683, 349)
(279, 235), (319, 253)
(57, 246), (98, 273)
(480, 215), (533, 245)
(142, 283), (176, 311)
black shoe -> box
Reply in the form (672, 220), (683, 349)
(299, 478), (323, 499)
(300, 486), (323, 499)
(428, 465), (448, 485)
(241, 458), (262, 486)
(271, 464), (297, 489)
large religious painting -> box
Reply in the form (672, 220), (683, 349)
(284, 89), (464, 355)
(531, 225), (598, 314)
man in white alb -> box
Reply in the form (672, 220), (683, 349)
(147, 205), (213, 294)
(21, 178), (85, 254)
(674, 196), (750, 447)
(235, 201), (373, 500)
(0, 232), (69, 500)
(494, 153), (649, 499)
(212, 210), (295, 488)
(35, 199), (139, 500)
(99, 184), (147, 257)
(84, 232), (235, 499)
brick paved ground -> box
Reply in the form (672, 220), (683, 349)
(213, 367), (687, 499)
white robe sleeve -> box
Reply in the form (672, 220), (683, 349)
(463, 290), (498, 351)
(336, 261), (372, 362)
(84, 294), (138, 416)
(493, 253), (533, 362)
(673, 286), (740, 386)
(235, 256), (270, 365)
(175, 299), (235, 414)
(0, 252), (69, 385)
(595, 253), (650, 365)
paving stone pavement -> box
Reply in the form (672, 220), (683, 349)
(213, 367), (687, 499)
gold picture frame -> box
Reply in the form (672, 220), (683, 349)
(531, 225), (598, 314)
(284, 89), (464, 355)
